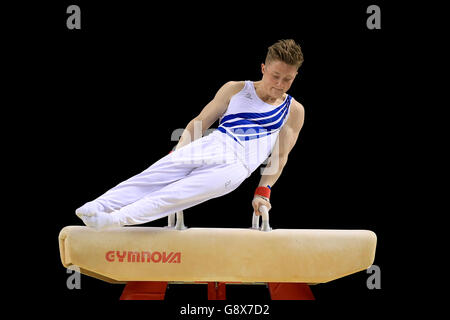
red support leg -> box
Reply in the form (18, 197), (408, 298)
(120, 281), (168, 300)
(207, 282), (227, 300)
(268, 282), (315, 300)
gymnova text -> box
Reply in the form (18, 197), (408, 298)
(105, 250), (181, 263)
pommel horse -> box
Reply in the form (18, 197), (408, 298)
(59, 206), (377, 300)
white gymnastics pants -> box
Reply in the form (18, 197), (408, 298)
(76, 132), (249, 228)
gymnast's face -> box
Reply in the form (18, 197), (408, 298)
(261, 60), (298, 98)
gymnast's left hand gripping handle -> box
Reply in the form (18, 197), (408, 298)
(252, 205), (272, 232)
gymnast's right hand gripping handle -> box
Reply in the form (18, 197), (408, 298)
(252, 205), (272, 232)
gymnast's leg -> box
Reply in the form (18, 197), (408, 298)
(75, 134), (215, 223)
(75, 153), (197, 218)
(82, 160), (248, 229)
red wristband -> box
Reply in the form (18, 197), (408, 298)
(254, 186), (271, 199)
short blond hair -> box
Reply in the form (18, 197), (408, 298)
(265, 39), (304, 69)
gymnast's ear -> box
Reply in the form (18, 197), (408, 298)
(261, 63), (266, 74)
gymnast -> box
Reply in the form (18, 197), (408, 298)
(76, 39), (305, 229)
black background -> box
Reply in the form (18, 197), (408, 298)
(6, 0), (420, 317)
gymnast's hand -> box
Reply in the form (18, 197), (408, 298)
(252, 196), (271, 216)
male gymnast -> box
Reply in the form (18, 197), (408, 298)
(76, 39), (305, 229)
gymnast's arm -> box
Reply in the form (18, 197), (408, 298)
(174, 81), (244, 150)
(253, 99), (305, 214)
